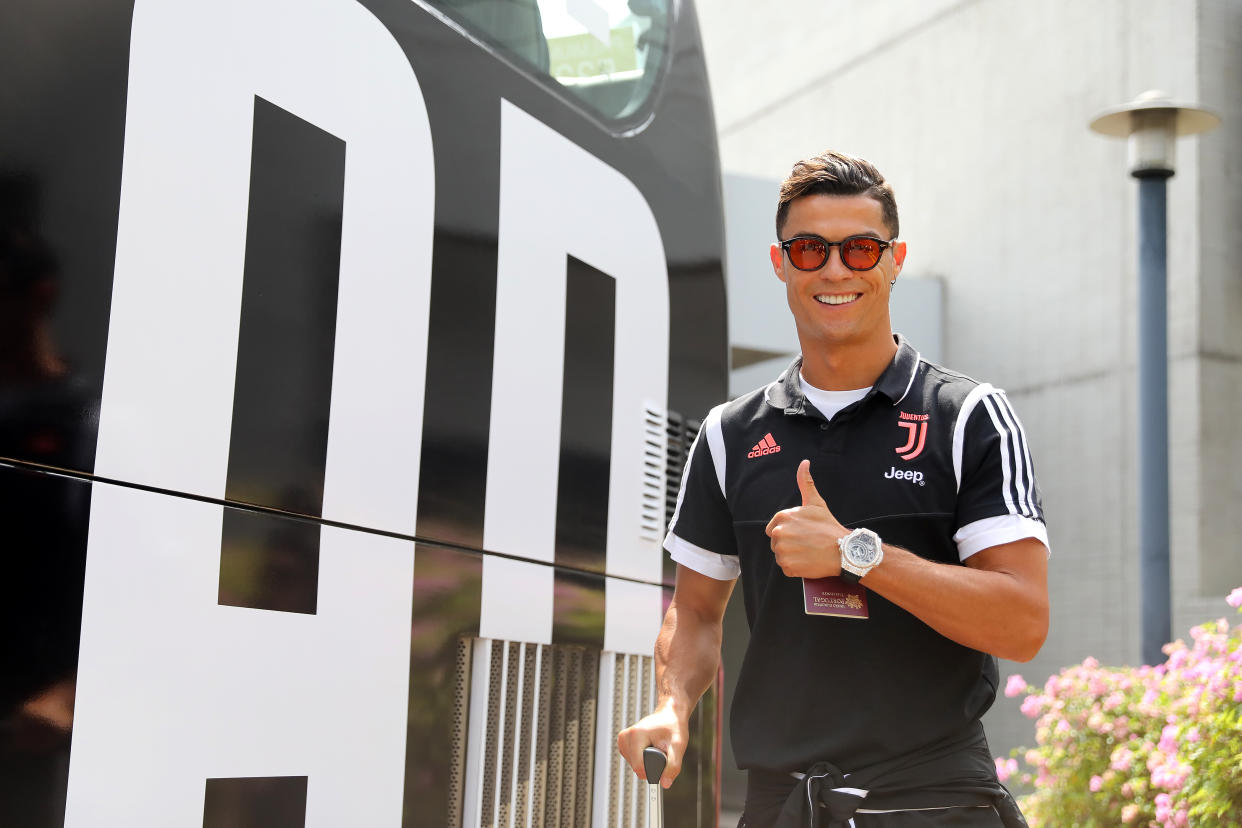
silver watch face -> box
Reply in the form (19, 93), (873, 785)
(844, 531), (880, 566)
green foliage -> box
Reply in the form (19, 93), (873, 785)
(997, 588), (1242, 827)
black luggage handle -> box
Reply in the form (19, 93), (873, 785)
(642, 747), (666, 828)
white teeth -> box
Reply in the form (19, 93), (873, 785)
(815, 294), (860, 305)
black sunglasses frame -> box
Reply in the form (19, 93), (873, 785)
(778, 234), (898, 272)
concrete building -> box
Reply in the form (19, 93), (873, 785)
(697, 0), (1242, 810)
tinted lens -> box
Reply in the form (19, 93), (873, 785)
(786, 238), (827, 270)
(840, 237), (884, 270)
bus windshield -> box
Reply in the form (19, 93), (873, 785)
(428, 0), (670, 122)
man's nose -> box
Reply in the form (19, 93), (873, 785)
(818, 247), (853, 278)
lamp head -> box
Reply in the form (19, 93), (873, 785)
(1089, 90), (1221, 178)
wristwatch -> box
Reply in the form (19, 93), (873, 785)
(837, 527), (883, 584)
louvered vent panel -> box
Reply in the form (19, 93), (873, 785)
(461, 640), (602, 828)
(641, 403), (667, 541)
(665, 412), (702, 530)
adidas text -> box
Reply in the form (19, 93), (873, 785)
(747, 433), (782, 459)
(885, 466), (924, 486)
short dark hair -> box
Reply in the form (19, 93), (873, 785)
(775, 150), (899, 239)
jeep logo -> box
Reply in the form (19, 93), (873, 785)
(884, 466), (925, 486)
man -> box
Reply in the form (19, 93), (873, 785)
(617, 151), (1048, 827)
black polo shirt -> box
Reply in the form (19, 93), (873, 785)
(665, 335), (1046, 773)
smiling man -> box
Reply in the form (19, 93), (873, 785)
(618, 151), (1049, 827)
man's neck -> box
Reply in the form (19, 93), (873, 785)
(799, 333), (898, 391)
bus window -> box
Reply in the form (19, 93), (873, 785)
(428, 0), (670, 122)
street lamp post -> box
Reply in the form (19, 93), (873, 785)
(1089, 90), (1220, 666)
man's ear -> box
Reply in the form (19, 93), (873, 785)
(889, 240), (907, 288)
(769, 242), (787, 283)
(892, 240), (907, 273)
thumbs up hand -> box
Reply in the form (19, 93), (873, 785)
(765, 459), (847, 578)
(796, 457), (828, 509)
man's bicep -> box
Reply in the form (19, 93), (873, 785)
(963, 536), (1048, 588)
(671, 564), (735, 626)
(957, 537), (1049, 661)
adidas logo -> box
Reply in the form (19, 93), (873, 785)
(747, 433), (782, 459)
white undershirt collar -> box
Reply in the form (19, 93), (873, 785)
(798, 371), (871, 420)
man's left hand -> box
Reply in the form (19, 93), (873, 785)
(765, 459), (846, 578)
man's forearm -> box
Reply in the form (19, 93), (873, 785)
(861, 538), (1048, 662)
(617, 566), (732, 786)
(654, 598), (724, 720)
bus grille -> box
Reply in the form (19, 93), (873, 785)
(459, 640), (658, 827)
(601, 652), (658, 828)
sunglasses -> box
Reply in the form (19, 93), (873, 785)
(778, 234), (897, 272)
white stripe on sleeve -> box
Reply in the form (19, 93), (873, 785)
(954, 514), (1050, 560)
(979, 393), (1022, 516)
(996, 392), (1039, 517)
(702, 403), (726, 495)
(664, 532), (740, 580)
(983, 393), (1026, 516)
(952, 383), (994, 490)
(666, 402), (728, 536)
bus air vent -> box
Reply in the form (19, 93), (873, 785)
(664, 411), (702, 530)
(641, 403), (668, 541)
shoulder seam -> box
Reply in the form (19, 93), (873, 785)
(922, 361), (983, 387)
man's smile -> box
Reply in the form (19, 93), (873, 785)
(814, 292), (862, 306)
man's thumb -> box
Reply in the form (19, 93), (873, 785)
(797, 459), (826, 507)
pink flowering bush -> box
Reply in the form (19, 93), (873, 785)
(1000, 587), (1242, 826)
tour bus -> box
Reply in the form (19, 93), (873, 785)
(0, 0), (728, 825)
